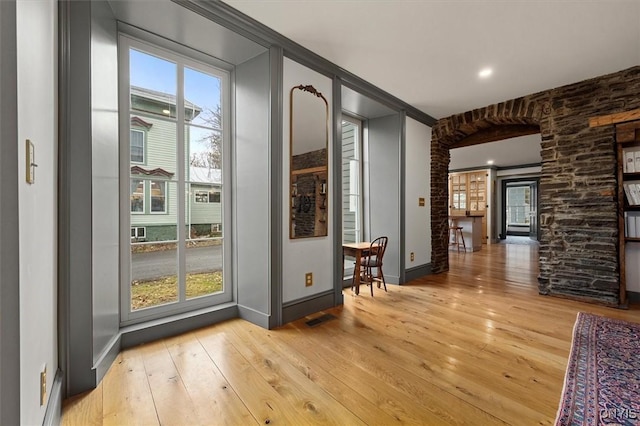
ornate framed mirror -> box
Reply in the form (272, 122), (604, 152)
(289, 84), (329, 239)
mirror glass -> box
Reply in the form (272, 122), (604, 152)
(290, 84), (329, 239)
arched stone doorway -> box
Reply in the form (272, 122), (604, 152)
(430, 66), (640, 307)
(430, 95), (549, 274)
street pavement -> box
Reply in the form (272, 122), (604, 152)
(131, 244), (222, 281)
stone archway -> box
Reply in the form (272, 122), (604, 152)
(430, 94), (549, 274)
(429, 66), (640, 307)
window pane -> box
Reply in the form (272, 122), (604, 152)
(185, 240), (223, 300)
(130, 130), (144, 163)
(130, 49), (177, 118)
(506, 186), (531, 225)
(185, 182), (223, 300)
(131, 242), (178, 310)
(184, 67), (222, 129)
(209, 191), (220, 203)
(188, 125), (222, 171)
(194, 190), (209, 203)
(187, 184), (222, 239)
(150, 181), (167, 213)
(130, 179), (144, 213)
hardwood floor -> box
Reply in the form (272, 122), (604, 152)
(62, 243), (640, 425)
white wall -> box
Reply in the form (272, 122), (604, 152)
(405, 118), (431, 267)
(282, 58), (333, 303)
(16, 0), (57, 424)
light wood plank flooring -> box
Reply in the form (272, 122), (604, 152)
(62, 243), (640, 425)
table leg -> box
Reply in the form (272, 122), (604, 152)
(353, 251), (361, 295)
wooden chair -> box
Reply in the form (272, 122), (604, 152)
(448, 219), (466, 252)
(355, 236), (388, 296)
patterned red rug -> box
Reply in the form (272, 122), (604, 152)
(555, 312), (640, 425)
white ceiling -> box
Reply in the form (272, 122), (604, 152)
(221, 0), (640, 168)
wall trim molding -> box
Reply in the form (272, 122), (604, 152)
(399, 111), (407, 284)
(238, 305), (271, 329)
(405, 264), (432, 281)
(172, 0), (435, 127)
(120, 304), (238, 348)
(42, 369), (63, 426)
(282, 290), (336, 324)
(627, 291), (640, 304)
(94, 334), (121, 385)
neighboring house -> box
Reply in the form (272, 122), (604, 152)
(129, 86), (222, 242)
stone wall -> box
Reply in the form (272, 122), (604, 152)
(292, 148), (326, 170)
(431, 66), (640, 306)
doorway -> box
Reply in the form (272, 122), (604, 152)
(500, 178), (540, 241)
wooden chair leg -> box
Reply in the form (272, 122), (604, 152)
(458, 228), (466, 252)
(378, 266), (387, 291)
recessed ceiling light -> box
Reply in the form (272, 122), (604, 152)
(487, 160), (494, 165)
(162, 109), (170, 114)
(478, 68), (493, 78)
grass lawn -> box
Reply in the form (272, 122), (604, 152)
(131, 271), (223, 310)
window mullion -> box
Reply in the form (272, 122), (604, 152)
(177, 63), (186, 302)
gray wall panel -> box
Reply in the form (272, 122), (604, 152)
(0, 1), (21, 423)
(368, 114), (401, 283)
(65, 0), (96, 395)
(235, 51), (271, 315)
(91, 0), (120, 365)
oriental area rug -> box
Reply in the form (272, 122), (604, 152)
(555, 312), (640, 426)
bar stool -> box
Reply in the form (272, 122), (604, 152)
(448, 219), (466, 252)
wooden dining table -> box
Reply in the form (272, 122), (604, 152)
(342, 241), (378, 295)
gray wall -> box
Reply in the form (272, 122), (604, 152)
(63, 0), (120, 395)
(0, 1), (21, 423)
(368, 114), (403, 283)
(91, 0), (120, 366)
(235, 51), (272, 325)
(64, 0), (95, 396)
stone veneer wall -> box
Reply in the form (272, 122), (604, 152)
(431, 66), (640, 306)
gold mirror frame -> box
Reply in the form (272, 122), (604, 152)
(289, 84), (329, 239)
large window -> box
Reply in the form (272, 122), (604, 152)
(120, 35), (230, 324)
(342, 115), (363, 244)
(506, 186), (531, 225)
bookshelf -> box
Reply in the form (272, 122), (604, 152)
(616, 119), (640, 307)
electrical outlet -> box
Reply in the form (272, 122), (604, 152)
(410, 252), (415, 262)
(40, 365), (47, 406)
(305, 272), (313, 287)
